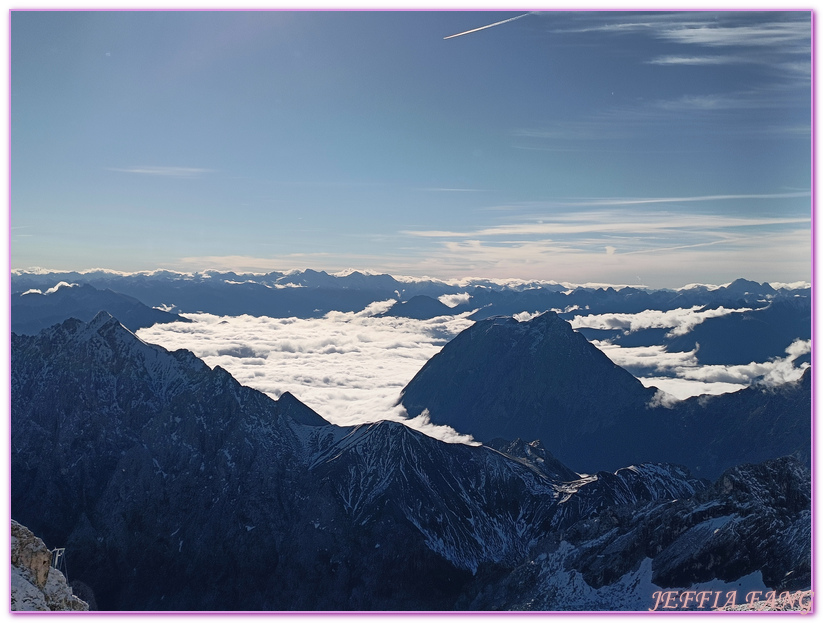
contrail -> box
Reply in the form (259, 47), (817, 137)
(444, 12), (532, 40)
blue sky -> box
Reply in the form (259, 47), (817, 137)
(10, 10), (812, 287)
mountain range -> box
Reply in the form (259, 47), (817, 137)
(11, 272), (808, 370)
(11, 271), (807, 315)
(11, 282), (189, 335)
(10, 310), (810, 610)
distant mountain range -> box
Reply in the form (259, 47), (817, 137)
(12, 271), (808, 368)
(11, 271), (808, 319)
(399, 312), (810, 478)
(11, 282), (189, 335)
(10, 312), (811, 610)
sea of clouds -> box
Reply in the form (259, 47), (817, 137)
(136, 301), (478, 444)
(136, 302), (809, 441)
(571, 306), (811, 400)
(569, 305), (753, 337)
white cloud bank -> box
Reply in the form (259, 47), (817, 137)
(438, 292), (471, 308)
(593, 339), (810, 401)
(136, 304), (808, 439)
(136, 307), (477, 444)
(571, 305), (752, 337)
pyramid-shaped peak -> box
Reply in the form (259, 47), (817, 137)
(87, 310), (119, 330)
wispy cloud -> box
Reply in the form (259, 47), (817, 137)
(414, 187), (489, 193)
(108, 166), (213, 178)
(647, 55), (751, 66)
(403, 209), (810, 239)
(553, 12), (810, 52)
(396, 221), (810, 288)
(514, 12), (810, 150)
(655, 21), (810, 49)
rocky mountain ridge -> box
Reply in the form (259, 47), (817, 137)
(11, 312), (810, 610)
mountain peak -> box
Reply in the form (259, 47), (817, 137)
(277, 391), (329, 426)
(87, 310), (118, 329)
(725, 278), (776, 294)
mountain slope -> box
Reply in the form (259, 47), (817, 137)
(11, 312), (333, 609)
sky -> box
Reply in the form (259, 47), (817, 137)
(10, 10), (812, 288)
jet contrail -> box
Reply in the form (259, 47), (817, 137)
(444, 12), (532, 40)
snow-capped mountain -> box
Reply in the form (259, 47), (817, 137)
(460, 456), (810, 610)
(11, 312), (809, 610)
(399, 312), (810, 477)
(12, 270), (808, 320)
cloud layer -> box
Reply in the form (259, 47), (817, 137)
(571, 305), (752, 337)
(135, 304), (808, 439)
(136, 307), (477, 444)
(593, 339), (810, 401)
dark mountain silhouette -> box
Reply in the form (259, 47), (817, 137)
(11, 283), (189, 335)
(380, 295), (460, 320)
(399, 313), (663, 472)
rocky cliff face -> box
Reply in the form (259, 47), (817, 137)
(458, 457), (811, 611)
(11, 520), (88, 611)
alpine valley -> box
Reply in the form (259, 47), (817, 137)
(9, 270), (811, 611)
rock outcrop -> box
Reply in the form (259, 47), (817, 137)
(11, 520), (88, 611)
